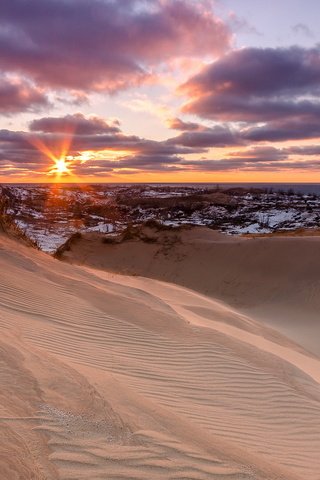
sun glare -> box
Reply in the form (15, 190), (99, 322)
(28, 134), (75, 180)
(54, 158), (70, 175)
(48, 156), (72, 177)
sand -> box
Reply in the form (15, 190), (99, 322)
(1, 230), (320, 479)
(60, 226), (320, 355)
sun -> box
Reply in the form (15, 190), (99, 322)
(49, 156), (72, 177)
(28, 134), (74, 179)
(55, 158), (70, 174)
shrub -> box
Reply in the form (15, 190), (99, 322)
(54, 232), (82, 258)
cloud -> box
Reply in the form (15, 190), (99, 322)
(167, 117), (201, 131)
(227, 146), (287, 162)
(174, 146), (288, 173)
(0, 113), (200, 176)
(181, 46), (320, 123)
(30, 113), (120, 135)
(0, 0), (230, 93)
(292, 23), (314, 39)
(243, 119), (320, 142)
(227, 12), (261, 36)
(168, 125), (242, 147)
(2, 113), (320, 178)
(73, 154), (184, 176)
(285, 145), (320, 156)
(177, 158), (320, 172)
(0, 76), (48, 114)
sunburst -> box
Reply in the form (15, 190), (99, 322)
(28, 131), (74, 179)
(50, 157), (71, 176)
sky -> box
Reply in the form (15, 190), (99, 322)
(0, 0), (320, 183)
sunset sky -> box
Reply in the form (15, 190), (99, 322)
(1, 0), (320, 183)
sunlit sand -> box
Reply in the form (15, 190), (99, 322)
(1, 228), (320, 479)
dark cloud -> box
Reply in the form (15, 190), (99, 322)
(0, 113), (201, 176)
(184, 96), (320, 123)
(74, 154), (183, 176)
(167, 125), (242, 148)
(2, 113), (320, 178)
(228, 146), (287, 162)
(183, 46), (320, 98)
(0, 76), (48, 113)
(191, 159), (320, 172)
(243, 119), (320, 142)
(285, 145), (320, 156)
(169, 146), (289, 172)
(30, 113), (120, 135)
(0, 0), (230, 93)
(181, 46), (320, 123)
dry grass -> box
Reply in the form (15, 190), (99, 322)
(54, 232), (82, 258)
(0, 194), (39, 248)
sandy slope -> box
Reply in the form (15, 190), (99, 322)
(1, 233), (320, 479)
(60, 227), (320, 355)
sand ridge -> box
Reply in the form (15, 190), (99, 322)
(60, 226), (320, 355)
(1, 232), (320, 479)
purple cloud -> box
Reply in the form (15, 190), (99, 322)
(243, 119), (320, 142)
(0, 76), (48, 113)
(168, 125), (242, 147)
(30, 113), (120, 135)
(2, 112), (320, 177)
(0, 0), (230, 93)
(227, 146), (287, 162)
(181, 46), (320, 123)
(168, 117), (201, 131)
(0, 113), (202, 175)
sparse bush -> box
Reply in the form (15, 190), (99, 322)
(54, 232), (82, 258)
(144, 219), (175, 231)
(102, 235), (122, 244)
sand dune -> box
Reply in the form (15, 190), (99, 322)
(60, 226), (320, 355)
(1, 232), (320, 479)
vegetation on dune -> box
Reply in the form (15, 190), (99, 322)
(0, 186), (39, 248)
(54, 232), (82, 259)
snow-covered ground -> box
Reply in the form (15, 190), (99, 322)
(2, 184), (320, 253)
